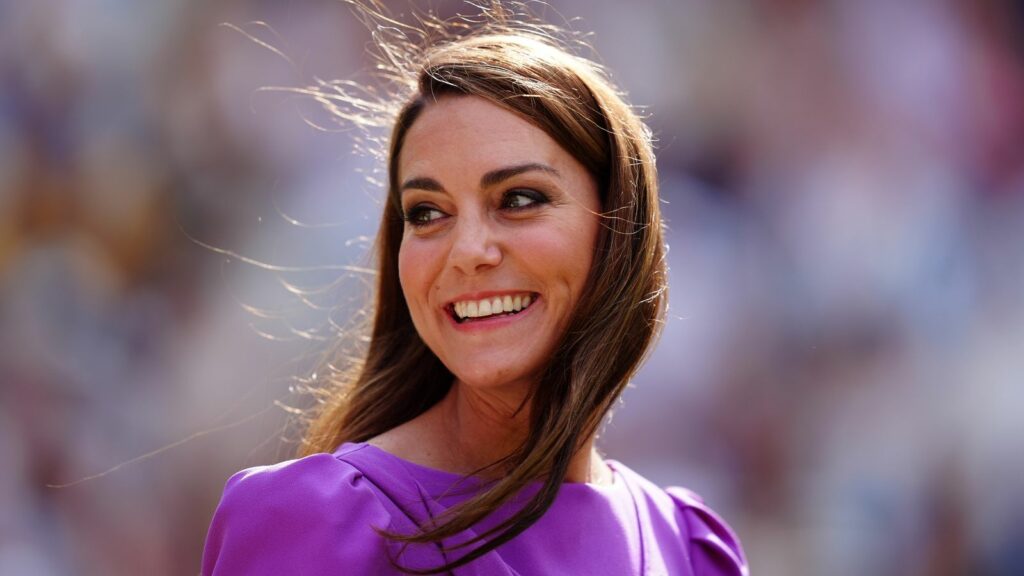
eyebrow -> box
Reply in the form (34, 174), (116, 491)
(480, 162), (560, 188)
(400, 162), (560, 195)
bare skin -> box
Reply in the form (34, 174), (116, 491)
(371, 95), (614, 487)
(368, 383), (613, 486)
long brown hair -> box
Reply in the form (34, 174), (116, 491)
(299, 3), (666, 573)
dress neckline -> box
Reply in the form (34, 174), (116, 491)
(339, 441), (625, 493)
(334, 441), (647, 575)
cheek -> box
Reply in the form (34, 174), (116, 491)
(397, 238), (424, 306)
(568, 232), (598, 297)
(564, 213), (601, 289)
(519, 218), (600, 302)
(398, 237), (445, 313)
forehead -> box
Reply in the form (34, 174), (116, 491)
(398, 95), (574, 181)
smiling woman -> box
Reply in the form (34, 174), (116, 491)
(396, 96), (601, 414)
(201, 2), (747, 575)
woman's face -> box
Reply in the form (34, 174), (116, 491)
(397, 95), (601, 394)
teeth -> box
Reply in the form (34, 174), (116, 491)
(452, 293), (534, 320)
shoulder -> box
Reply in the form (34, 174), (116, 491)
(611, 463), (749, 576)
(664, 485), (749, 576)
(201, 449), (394, 576)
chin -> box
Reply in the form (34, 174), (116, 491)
(437, 342), (542, 388)
(450, 365), (537, 395)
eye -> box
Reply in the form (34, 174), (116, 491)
(403, 204), (447, 227)
(501, 189), (548, 210)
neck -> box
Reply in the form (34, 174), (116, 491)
(429, 380), (610, 484)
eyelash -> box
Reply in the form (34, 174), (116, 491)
(502, 188), (549, 210)
(402, 205), (445, 227)
(402, 189), (550, 228)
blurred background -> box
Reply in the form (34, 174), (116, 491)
(2, 0), (1023, 574)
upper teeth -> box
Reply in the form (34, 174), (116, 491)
(454, 294), (533, 319)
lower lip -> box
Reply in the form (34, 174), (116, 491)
(447, 298), (539, 332)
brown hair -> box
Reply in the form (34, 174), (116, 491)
(299, 3), (666, 573)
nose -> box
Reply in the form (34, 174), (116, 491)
(448, 213), (502, 275)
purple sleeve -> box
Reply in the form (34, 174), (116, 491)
(201, 453), (394, 576)
(666, 487), (749, 576)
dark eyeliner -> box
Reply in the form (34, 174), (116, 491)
(402, 204), (444, 227)
(503, 188), (549, 210)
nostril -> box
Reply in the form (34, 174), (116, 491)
(448, 225), (502, 273)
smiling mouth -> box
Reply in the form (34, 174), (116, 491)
(449, 293), (536, 324)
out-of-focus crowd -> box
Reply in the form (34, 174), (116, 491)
(1, 1), (1022, 575)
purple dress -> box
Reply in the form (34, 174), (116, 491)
(202, 442), (747, 575)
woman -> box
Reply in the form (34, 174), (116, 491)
(202, 5), (747, 575)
